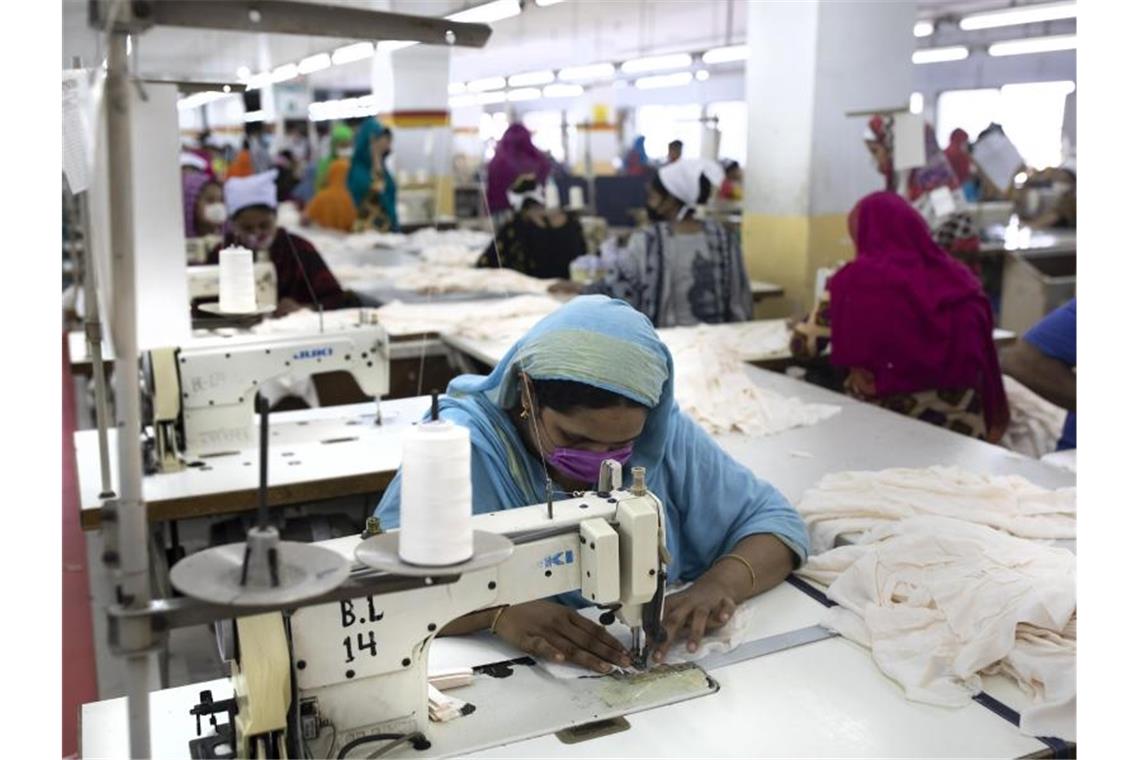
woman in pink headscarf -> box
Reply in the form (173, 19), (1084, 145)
(943, 127), (972, 185)
(791, 192), (1009, 442)
(485, 123), (551, 216)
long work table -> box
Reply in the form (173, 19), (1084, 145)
(78, 365), (1073, 758)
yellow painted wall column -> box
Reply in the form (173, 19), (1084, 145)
(742, 0), (915, 317)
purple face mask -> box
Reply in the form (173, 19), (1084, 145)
(546, 443), (634, 484)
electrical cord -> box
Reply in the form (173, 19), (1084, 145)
(335, 731), (427, 759)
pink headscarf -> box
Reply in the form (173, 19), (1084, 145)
(485, 124), (551, 214)
(828, 192), (1009, 435)
(181, 170), (218, 238)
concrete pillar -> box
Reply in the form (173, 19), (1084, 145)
(373, 44), (454, 217)
(742, 0), (914, 315)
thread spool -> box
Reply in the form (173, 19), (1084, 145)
(545, 178), (560, 210)
(218, 245), (257, 313)
(568, 186), (585, 211)
(398, 420), (473, 566)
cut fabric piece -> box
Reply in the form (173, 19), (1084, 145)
(798, 516), (1075, 741)
(660, 323), (840, 436)
(535, 584), (755, 680)
(1001, 374), (1066, 459)
(797, 465), (1075, 555)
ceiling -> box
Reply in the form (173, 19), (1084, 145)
(63, 0), (1066, 92)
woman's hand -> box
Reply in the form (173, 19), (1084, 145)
(494, 600), (632, 674)
(652, 577), (738, 663)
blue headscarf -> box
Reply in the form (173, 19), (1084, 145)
(377, 295), (808, 587)
(347, 117), (399, 231)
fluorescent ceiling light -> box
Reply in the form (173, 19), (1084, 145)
(448, 82), (467, 95)
(702, 45), (748, 65)
(178, 91), (230, 110)
(635, 72), (694, 90)
(467, 76), (507, 92)
(449, 94), (478, 108)
(331, 42), (374, 65)
(245, 72), (272, 90)
(535, 0), (564, 6)
(236, 66), (251, 80)
(308, 95), (377, 122)
(695, 69), (710, 81)
(244, 110), (267, 122)
(909, 92), (924, 114)
(475, 90), (507, 105)
(507, 88), (542, 102)
(270, 63), (298, 83)
(621, 53), (692, 75)
(960, 2), (1075, 31)
(913, 21), (934, 37)
(508, 70), (555, 87)
(377, 40), (418, 53)
(558, 62), (615, 82)
(298, 53), (331, 75)
(446, 0), (521, 25)
(912, 46), (969, 64)
(543, 83), (584, 98)
(988, 34), (1076, 57)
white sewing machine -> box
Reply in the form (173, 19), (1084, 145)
(187, 262), (278, 312)
(182, 468), (716, 759)
(144, 323), (390, 470)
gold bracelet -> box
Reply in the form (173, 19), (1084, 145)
(717, 553), (757, 594)
(489, 605), (508, 635)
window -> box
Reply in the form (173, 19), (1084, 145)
(522, 110), (566, 162)
(936, 80), (1075, 170)
(479, 111), (509, 143)
(707, 101), (748, 166)
(635, 104), (703, 161)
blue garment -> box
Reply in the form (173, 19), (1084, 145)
(1024, 299), (1076, 450)
(376, 296), (809, 599)
(347, 118), (399, 231)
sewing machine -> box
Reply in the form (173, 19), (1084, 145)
(187, 262), (278, 312)
(178, 466), (716, 759)
(143, 322), (390, 471)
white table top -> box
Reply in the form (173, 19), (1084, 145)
(79, 578), (1051, 758)
(73, 396), (431, 528)
(749, 280), (784, 297)
(443, 322), (1019, 372)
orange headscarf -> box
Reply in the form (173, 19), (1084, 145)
(226, 148), (254, 179)
(305, 159), (357, 232)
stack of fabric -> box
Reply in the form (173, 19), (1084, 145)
(660, 323), (840, 436)
(796, 465), (1075, 555)
(799, 516), (1075, 741)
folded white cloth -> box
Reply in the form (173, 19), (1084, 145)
(797, 465), (1075, 555)
(1001, 374), (1066, 459)
(799, 516), (1075, 741)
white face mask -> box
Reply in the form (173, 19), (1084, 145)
(202, 202), (228, 225)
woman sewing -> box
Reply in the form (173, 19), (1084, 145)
(348, 118), (399, 232)
(790, 192), (1009, 442)
(377, 296), (808, 673)
(475, 174), (587, 279)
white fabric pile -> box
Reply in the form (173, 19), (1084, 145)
(418, 244), (482, 267)
(371, 295), (561, 341)
(799, 516), (1075, 741)
(408, 227), (492, 253)
(250, 296), (561, 346)
(796, 465), (1076, 555)
(1001, 375), (1066, 459)
(334, 263), (555, 296)
(660, 324), (840, 436)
